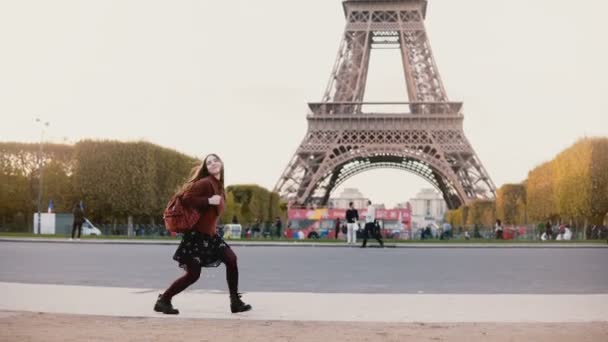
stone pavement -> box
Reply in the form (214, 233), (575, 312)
(1, 282), (607, 322)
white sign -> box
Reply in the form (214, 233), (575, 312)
(33, 213), (56, 234)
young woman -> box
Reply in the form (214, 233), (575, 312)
(154, 154), (252, 315)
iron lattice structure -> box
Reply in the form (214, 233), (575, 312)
(274, 0), (496, 209)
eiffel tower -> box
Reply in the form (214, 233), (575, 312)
(274, 0), (495, 209)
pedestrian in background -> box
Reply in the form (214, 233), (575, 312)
(345, 202), (359, 245)
(361, 201), (384, 248)
(155, 154), (251, 315)
(544, 221), (553, 240)
(274, 216), (282, 239)
(334, 218), (341, 239)
(71, 202), (84, 241)
(494, 219), (503, 240)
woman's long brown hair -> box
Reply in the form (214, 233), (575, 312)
(178, 153), (224, 195)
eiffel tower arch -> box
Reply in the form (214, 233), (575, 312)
(274, 0), (496, 209)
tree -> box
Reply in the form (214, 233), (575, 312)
(496, 184), (526, 224)
(221, 192), (241, 224)
(553, 139), (593, 225)
(226, 184), (282, 226)
(525, 137), (608, 226)
(41, 160), (75, 213)
(0, 142), (74, 230)
(152, 145), (198, 222)
(466, 201), (495, 227)
(268, 192), (281, 221)
(445, 209), (461, 227)
(590, 138), (608, 225)
(527, 161), (557, 222)
(73, 140), (196, 223)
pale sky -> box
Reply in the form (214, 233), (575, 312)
(1, 0), (606, 207)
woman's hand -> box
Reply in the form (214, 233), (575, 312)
(208, 195), (221, 205)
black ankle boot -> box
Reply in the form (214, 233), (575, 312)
(154, 294), (179, 315)
(230, 293), (252, 313)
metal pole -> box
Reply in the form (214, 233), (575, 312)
(37, 137), (42, 234)
(35, 119), (48, 235)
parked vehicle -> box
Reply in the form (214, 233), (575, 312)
(223, 224), (243, 239)
(82, 218), (102, 236)
(286, 207), (411, 240)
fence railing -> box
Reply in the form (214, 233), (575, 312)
(412, 224), (595, 241)
(2, 220), (606, 241)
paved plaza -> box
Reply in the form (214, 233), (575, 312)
(0, 239), (607, 340)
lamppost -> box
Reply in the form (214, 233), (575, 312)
(35, 118), (49, 234)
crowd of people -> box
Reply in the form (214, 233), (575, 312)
(237, 216), (283, 239)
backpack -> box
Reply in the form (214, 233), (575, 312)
(163, 194), (200, 233)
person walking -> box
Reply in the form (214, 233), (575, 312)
(361, 200), (384, 248)
(544, 221), (553, 240)
(274, 216), (282, 239)
(494, 219), (504, 240)
(154, 154), (251, 315)
(71, 202), (84, 241)
(334, 219), (341, 239)
(345, 202), (359, 245)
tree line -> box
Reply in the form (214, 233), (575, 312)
(3, 137), (605, 232)
(0, 140), (284, 231)
(446, 137), (608, 229)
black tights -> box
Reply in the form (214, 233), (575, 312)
(162, 247), (239, 302)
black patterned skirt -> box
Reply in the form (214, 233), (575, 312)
(173, 231), (229, 268)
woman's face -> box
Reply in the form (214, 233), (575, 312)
(205, 155), (223, 176)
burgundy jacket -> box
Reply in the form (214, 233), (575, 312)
(180, 176), (225, 235)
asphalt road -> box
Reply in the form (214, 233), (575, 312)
(1, 242), (606, 294)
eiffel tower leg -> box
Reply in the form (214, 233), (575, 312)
(323, 23), (372, 108)
(274, 151), (327, 206)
